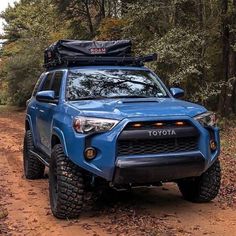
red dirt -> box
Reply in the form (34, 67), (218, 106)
(0, 108), (235, 236)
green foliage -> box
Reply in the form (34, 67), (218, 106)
(0, 0), (69, 106)
(96, 18), (127, 40)
(0, 0), (235, 113)
(2, 44), (43, 106)
(122, 0), (224, 106)
(149, 29), (205, 83)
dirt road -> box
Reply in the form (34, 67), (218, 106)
(0, 108), (235, 236)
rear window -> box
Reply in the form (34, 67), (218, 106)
(40, 73), (53, 91)
(51, 71), (63, 97)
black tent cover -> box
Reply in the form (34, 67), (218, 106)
(44, 40), (132, 66)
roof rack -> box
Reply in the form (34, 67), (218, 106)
(44, 53), (157, 69)
(44, 40), (158, 69)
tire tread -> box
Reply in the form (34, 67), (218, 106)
(49, 144), (84, 219)
(178, 159), (221, 203)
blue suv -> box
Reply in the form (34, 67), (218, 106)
(23, 40), (221, 219)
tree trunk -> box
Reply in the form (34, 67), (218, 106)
(171, 0), (177, 27)
(198, 0), (205, 91)
(198, 0), (204, 28)
(107, 0), (111, 17)
(100, 0), (105, 18)
(84, 0), (94, 37)
(230, 0), (236, 113)
(218, 0), (230, 115)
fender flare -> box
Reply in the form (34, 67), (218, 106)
(25, 115), (36, 145)
(52, 127), (68, 156)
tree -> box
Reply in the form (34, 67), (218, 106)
(218, 0), (236, 115)
(0, 0), (69, 105)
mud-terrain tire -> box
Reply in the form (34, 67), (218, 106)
(178, 159), (221, 203)
(23, 130), (45, 179)
(49, 144), (84, 219)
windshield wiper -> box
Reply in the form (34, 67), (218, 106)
(72, 95), (158, 101)
(75, 96), (108, 100)
(109, 95), (152, 99)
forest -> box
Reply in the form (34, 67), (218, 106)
(0, 0), (236, 116)
(1, 2), (236, 235)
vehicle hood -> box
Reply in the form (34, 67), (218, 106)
(67, 98), (207, 120)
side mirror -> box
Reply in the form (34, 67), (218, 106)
(170, 87), (185, 99)
(36, 90), (58, 104)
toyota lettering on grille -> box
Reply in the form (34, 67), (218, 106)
(148, 130), (177, 137)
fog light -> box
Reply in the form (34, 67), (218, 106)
(84, 147), (97, 160)
(210, 140), (217, 151)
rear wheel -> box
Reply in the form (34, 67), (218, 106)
(49, 144), (85, 219)
(178, 159), (221, 203)
(23, 130), (45, 179)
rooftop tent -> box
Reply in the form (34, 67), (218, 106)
(44, 39), (157, 69)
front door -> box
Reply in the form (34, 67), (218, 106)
(35, 71), (63, 154)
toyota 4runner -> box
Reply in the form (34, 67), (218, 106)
(23, 40), (221, 219)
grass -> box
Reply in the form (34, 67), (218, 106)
(0, 105), (25, 113)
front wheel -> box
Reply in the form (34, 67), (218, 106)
(49, 144), (85, 219)
(178, 159), (221, 203)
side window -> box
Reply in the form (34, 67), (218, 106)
(51, 71), (63, 97)
(32, 74), (44, 97)
(40, 73), (53, 91)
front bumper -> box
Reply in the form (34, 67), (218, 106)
(65, 116), (220, 183)
(113, 151), (205, 184)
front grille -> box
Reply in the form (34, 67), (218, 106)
(117, 137), (198, 156)
(125, 120), (191, 130)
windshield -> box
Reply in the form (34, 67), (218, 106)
(66, 69), (168, 100)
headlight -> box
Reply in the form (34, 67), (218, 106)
(73, 116), (119, 134)
(194, 112), (216, 127)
